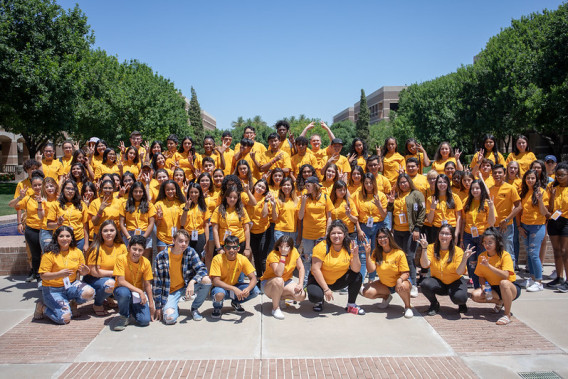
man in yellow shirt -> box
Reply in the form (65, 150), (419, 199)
(113, 236), (154, 331)
(256, 133), (292, 175)
(321, 138), (352, 177)
(291, 136), (317, 177)
(406, 158), (429, 199)
(300, 121), (336, 178)
(275, 120), (295, 156)
(209, 235), (259, 318)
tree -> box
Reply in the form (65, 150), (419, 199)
(0, 0), (93, 156)
(230, 115), (272, 147)
(356, 89), (370, 146)
(188, 86), (205, 148)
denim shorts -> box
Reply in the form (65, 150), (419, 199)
(260, 278), (293, 292)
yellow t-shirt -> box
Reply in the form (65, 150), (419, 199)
(278, 139), (294, 156)
(354, 191), (388, 224)
(312, 241), (352, 285)
(405, 153), (426, 174)
(426, 193), (463, 228)
(520, 189), (549, 225)
(88, 197), (123, 235)
(291, 151), (317, 176)
(331, 198), (359, 233)
(374, 174), (392, 194)
(309, 147), (328, 177)
(211, 206), (251, 243)
(87, 243), (128, 271)
(246, 197), (272, 234)
(261, 150), (292, 172)
(182, 204), (210, 235)
(426, 244), (464, 285)
(222, 149), (235, 176)
(463, 199), (495, 235)
(41, 199), (59, 230)
(48, 202), (88, 240)
(169, 250), (185, 293)
(196, 152), (222, 172)
(301, 194), (334, 240)
(260, 248), (300, 282)
(121, 162), (141, 178)
(470, 151), (505, 169)
(42, 159), (63, 180)
(325, 147), (352, 175)
(94, 162), (119, 181)
(17, 195), (42, 229)
(59, 156), (73, 175)
(39, 247), (85, 287)
(550, 186), (568, 218)
(431, 157), (457, 174)
(275, 198), (300, 232)
(154, 199), (183, 244)
(474, 251), (516, 285)
(234, 141), (266, 180)
(321, 180), (334, 195)
(210, 253), (255, 286)
(372, 248), (409, 287)
(382, 152), (406, 185)
(505, 152), (536, 176)
(113, 254), (153, 290)
(409, 174), (429, 199)
(120, 201), (157, 233)
(354, 155), (367, 172)
(348, 183), (362, 197)
(14, 178), (35, 198)
(489, 182), (520, 225)
(393, 192), (411, 232)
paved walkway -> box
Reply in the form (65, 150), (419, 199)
(0, 271), (566, 378)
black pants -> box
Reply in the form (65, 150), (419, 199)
(420, 276), (468, 306)
(250, 229), (271, 277)
(393, 230), (417, 286)
(307, 269), (362, 304)
(425, 226), (440, 244)
(25, 226), (41, 275)
(189, 233), (207, 259)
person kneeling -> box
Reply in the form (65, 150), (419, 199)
(307, 220), (364, 315)
(471, 227), (521, 325)
(210, 235), (259, 318)
(260, 236), (306, 320)
(361, 228), (413, 318)
(112, 235), (155, 331)
(34, 226), (95, 324)
(153, 230), (212, 324)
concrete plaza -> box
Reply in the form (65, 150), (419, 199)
(0, 270), (566, 378)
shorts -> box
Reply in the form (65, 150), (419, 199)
(491, 282), (521, 301)
(260, 278), (293, 292)
(547, 216), (568, 236)
(387, 285), (396, 294)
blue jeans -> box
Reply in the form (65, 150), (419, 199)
(513, 221), (520, 266)
(39, 229), (53, 252)
(463, 232), (483, 289)
(82, 275), (115, 306)
(76, 238), (85, 252)
(302, 238), (318, 285)
(521, 223), (545, 281)
(211, 282), (259, 309)
(359, 221), (384, 281)
(274, 230), (297, 246)
(502, 224), (515, 266)
(162, 282), (211, 324)
(384, 212), (392, 230)
(113, 286), (151, 326)
(41, 281), (94, 324)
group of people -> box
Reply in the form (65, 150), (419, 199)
(11, 122), (567, 329)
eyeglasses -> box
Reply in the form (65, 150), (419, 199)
(225, 245), (239, 251)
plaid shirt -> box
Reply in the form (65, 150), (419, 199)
(153, 246), (208, 310)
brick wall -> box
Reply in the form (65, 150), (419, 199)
(0, 246), (29, 275)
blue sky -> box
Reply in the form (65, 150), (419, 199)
(58, 0), (566, 130)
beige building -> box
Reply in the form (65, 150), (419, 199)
(0, 130), (28, 177)
(333, 85), (407, 124)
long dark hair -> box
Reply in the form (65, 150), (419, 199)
(219, 186), (245, 221)
(221, 175), (243, 199)
(330, 180), (349, 204)
(186, 182), (207, 213)
(44, 226), (77, 255)
(87, 220), (123, 266)
(349, 165), (365, 187)
(396, 173), (417, 193)
(98, 179), (115, 197)
(520, 169), (541, 206)
(433, 141), (455, 161)
(156, 180), (186, 203)
(325, 220), (351, 254)
(179, 136), (197, 159)
(125, 182), (150, 214)
(373, 227), (401, 264)
(463, 179), (490, 213)
(361, 173), (377, 198)
(94, 139), (107, 157)
(273, 235), (295, 255)
(296, 164), (315, 192)
(102, 148), (116, 165)
(69, 162), (88, 184)
(481, 134), (499, 164)
(234, 159), (253, 186)
(197, 172), (214, 194)
(482, 227), (505, 257)
(433, 225), (456, 263)
(81, 181), (98, 201)
(512, 135), (531, 154)
(350, 137), (368, 162)
(382, 137), (397, 157)
(433, 174), (455, 209)
(124, 146), (139, 164)
(529, 160), (549, 188)
(269, 168), (284, 188)
(278, 177), (297, 203)
(151, 152), (167, 171)
(552, 162), (568, 188)
(58, 180), (83, 211)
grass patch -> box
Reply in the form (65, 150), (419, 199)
(0, 182), (17, 195)
(0, 194), (16, 216)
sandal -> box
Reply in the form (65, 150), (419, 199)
(493, 301), (504, 313)
(105, 298), (118, 308)
(93, 304), (108, 316)
(496, 315), (512, 325)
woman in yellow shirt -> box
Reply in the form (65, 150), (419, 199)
(94, 149), (119, 181)
(321, 164), (339, 195)
(295, 164), (316, 198)
(172, 167), (187, 195)
(180, 183), (210, 258)
(39, 177), (59, 253)
(307, 220), (363, 314)
(546, 163), (568, 291)
(471, 227), (521, 325)
(274, 177), (300, 244)
(461, 179), (496, 289)
(13, 175), (44, 281)
(469, 135), (506, 169)
(404, 138), (430, 174)
(148, 169), (170, 203)
(348, 166), (364, 196)
(381, 137), (406, 186)
(40, 143), (63, 181)
(234, 159), (254, 189)
(426, 174), (463, 242)
(347, 138), (368, 173)
(151, 153), (173, 180)
(177, 136), (200, 182)
(68, 162), (89, 194)
(119, 146), (140, 179)
(245, 179), (274, 278)
(299, 176), (333, 284)
(418, 225), (471, 315)
(119, 181), (156, 258)
(519, 169), (550, 292)
(47, 180), (89, 252)
(431, 141), (463, 173)
(89, 139), (108, 172)
(154, 180), (186, 252)
(83, 220), (127, 315)
(361, 227), (413, 318)
(330, 180), (360, 240)
(505, 135), (536, 176)
(457, 172), (474, 204)
(261, 236), (306, 319)
(33, 226), (94, 324)
(267, 168), (284, 197)
(88, 179), (123, 237)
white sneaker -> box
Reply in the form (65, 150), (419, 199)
(410, 285), (419, 298)
(524, 278), (533, 288)
(549, 270), (557, 280)
(377, 294), (392, 309)
(404, 308), (414, 318)
(272, 308), (285, 320)
(526, 282), (544, 292)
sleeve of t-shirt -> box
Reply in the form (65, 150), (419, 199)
(119, 201), (126, 217)
(241, 255), (256, 276)
(38, 254), (54, 274)
(501, 252), (515, 275)
(282, 153), (291, 169)
(148, 203), (157, 218)
(88, 200), (98, 217)
(398, 251), (410, 272)
(113, 255), (126, 277)
(511, 187), (521, 203)
(47, 204), (59, 222)
(243, 210), (251, 224)
(325, 196), (334, 213)
(426, 245), (434, 267)
(142, 258), (153, 281)
(209, 255), (222, 277)
(454, 194), (463, 212)
(312, 242), (326, 262)
(210, 207), (220, 225)
(265, 252), (278, 266)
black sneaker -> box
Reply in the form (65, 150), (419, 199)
(427, 301), (440, 316)
(313, 302), (323, 312)
(545, 277), (565, 289)
(231, 300), (245, 314)
(25, 270), (35, 283)
(458, 304), (468, 314)
(557, 282), (568, 293)
(211, 308), (221, 319)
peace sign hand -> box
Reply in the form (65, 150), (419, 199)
(418, 233), (428, 249)
(387, 189), (396, 203)
(463, 244), (475, 259)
